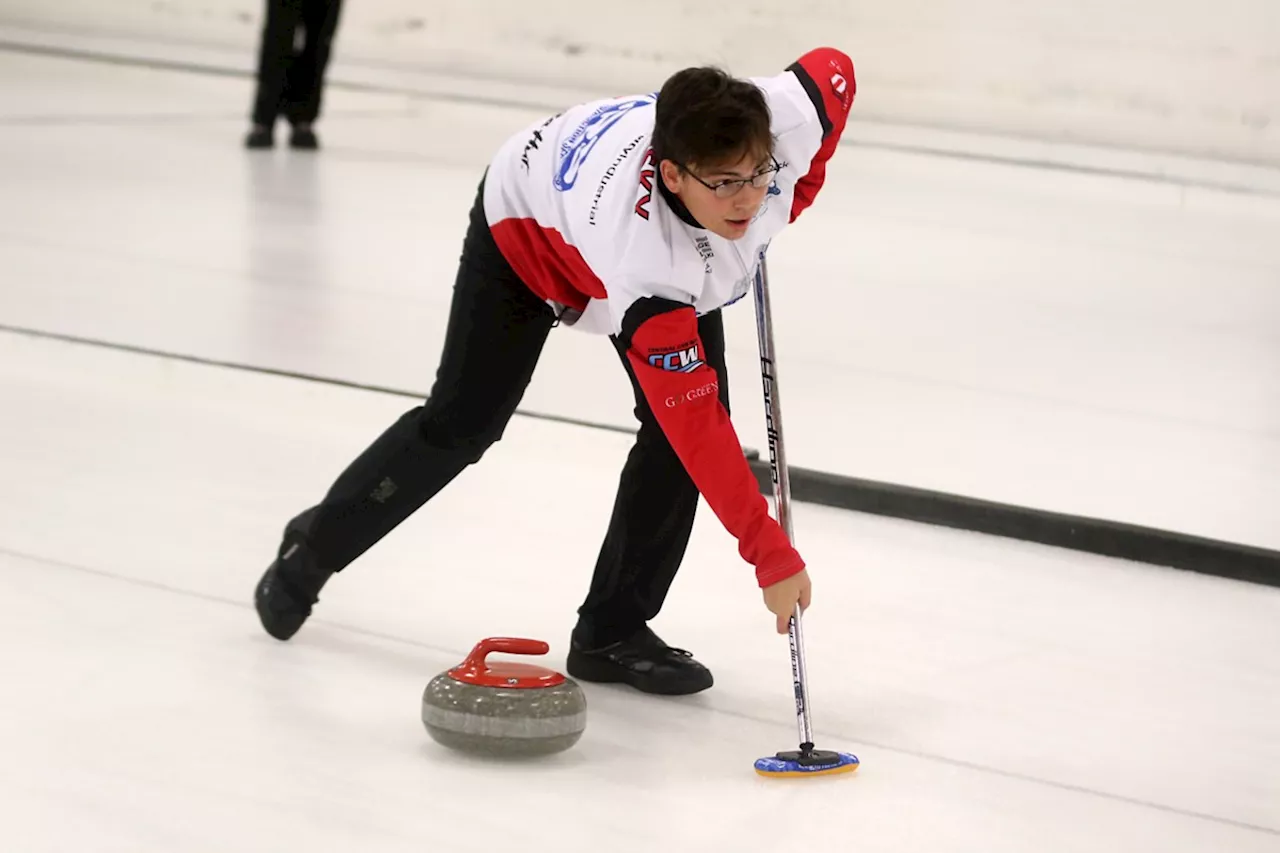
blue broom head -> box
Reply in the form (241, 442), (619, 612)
(754, 747), (859, 778)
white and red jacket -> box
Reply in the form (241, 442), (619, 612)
(483, 48), (855, 588)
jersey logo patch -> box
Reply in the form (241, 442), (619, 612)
(553, 95), (655, 192)
(648, 344), (703, 373)
(634, 147), (656, 220)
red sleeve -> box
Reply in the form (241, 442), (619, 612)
(786, 47), (856, 222)
(622, 300), (805, 588)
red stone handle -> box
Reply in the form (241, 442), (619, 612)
(449, 637), (563, 688)
(462, 637), (549, 669)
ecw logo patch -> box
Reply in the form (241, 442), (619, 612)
(648, 344), (703, 373)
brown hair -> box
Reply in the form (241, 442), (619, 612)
(652, 66), (773, 173)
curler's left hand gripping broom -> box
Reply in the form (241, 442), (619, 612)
(749, 250), (859, 780)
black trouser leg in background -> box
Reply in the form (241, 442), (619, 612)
(282, 0), (343, 125)
(250, 0), (343, 127)
(250, 0), (301, 127)
(279, 181), (556, 573)
(574, 310), (730, 647)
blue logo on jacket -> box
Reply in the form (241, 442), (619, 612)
(648, 344), (703, 373)
(554, 95), (655, 191)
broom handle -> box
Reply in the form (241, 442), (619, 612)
(752, 251), (815, 752)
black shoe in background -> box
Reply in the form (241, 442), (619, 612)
(245, 124), (273, 149)
(289, 124), (319, 150)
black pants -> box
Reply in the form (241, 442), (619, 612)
(279, 179), (730, 647)
(250, 0), (343, 127)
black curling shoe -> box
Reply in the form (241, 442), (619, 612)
(567, 625), (713, 695)
(289, 125), (319, 150)
(254, 540), (332, 641)
(244, 125), (273, 149)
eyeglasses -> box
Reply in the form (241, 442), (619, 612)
(683, 156), (783, 198)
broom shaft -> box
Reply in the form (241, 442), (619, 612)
(752, 251), (815, 751)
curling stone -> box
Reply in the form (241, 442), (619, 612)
(421, 637), (586, 758)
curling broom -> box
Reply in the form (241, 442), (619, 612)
(749, 249), (859, 780)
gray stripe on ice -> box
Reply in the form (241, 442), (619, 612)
(421, 705), (587, 738)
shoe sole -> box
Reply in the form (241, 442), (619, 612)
(566, 650), (713, 696)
